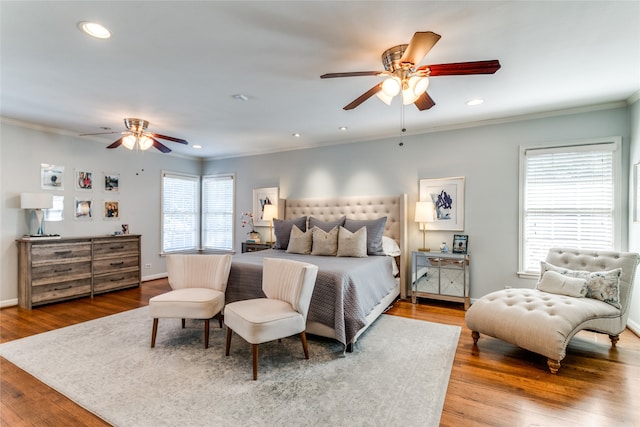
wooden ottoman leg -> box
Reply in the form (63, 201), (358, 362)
(471, 331), (480, 344)
(547, 358), (560, 374)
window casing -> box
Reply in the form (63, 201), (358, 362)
(518, 138), (621, 276)
(161, 172), (200, 253)
(202, 174), (235, 251)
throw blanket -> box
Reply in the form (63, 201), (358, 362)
(226, 249), (397, 346)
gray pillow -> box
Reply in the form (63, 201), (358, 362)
(308, 216), (346, 232)
(344, 217), (387, 255)
(337, 226), (367, 258)
(310, 226), (339, 256)
(273, 216), (307, 250)
(286, 225), (312, 255)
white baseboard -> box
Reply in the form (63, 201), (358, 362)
(627, 318), (640, 338)
(142, 273), (168, 282)
(0, 298), (18, 308)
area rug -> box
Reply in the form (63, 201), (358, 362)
(0, 307), (460, 426)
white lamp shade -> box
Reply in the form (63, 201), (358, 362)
(262, 204), (277, 222)
(381, 77), (401, 96)
(122, 134), (137, 149)
(415, 201), (434, 223)
(139, 135), (154, 150)
(21, 193), (53, 209)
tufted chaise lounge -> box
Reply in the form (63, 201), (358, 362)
(465, 248), (639, 373)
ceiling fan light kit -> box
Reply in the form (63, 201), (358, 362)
(321, 31), (500, 111)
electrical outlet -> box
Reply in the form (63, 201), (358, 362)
(144, 263), (151, 269)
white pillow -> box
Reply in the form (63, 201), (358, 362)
(536, 270), (587, 297)
(337, 226), (367, 258)
(310, 226), (339, 256)
(382, 236), (401, 257)
(286, 225), (312, 255)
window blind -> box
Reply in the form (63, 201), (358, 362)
(162, 172), (199, 253)
(202, 174), (234, 251)
(522, 142), (616, 273)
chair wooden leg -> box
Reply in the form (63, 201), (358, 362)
(217, 313), (223, 328)
(225, 327), (232, 356)
(300, 331), (309, 359)
(182, 319), (186, 329)
(547, 358), (560, 374)
(252, 344), (259, 380)
(151, 318), (158, 348)
(609, 334), (620, 347)
(472, 331), (480, 344)
(204, 319), (210, 349)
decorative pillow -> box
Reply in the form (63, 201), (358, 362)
(310, 226), (339, 256)
(273, 216), (306, 250)
(336, 226), (367, 258)
(286, 225), (312, 255)
(536, 270), (588, 297)
(382, 236), (401, 257)
(540, 261), (622, 309)
(308, 216), (346, 232)
(344, 217), (387, 256)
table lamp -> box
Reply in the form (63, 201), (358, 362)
(262, 204), (277, 246)
(21, 193), (54, 236)
(415, 201), (434, 252)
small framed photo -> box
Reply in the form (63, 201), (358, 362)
(452, 234), (468, 254)
(74, 198), (93, 220)
(104, 173), (120, 192)
(75, 170), (94, 190)
(103, 200), (119, 219)
(253, 186), (278, 226)
(41, 163), (64, 190)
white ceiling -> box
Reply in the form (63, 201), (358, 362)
(1, 1), (639, 159)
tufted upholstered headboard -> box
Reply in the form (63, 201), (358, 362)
(283, 194), (408, 298)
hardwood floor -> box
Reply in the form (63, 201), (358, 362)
(1, 279), (639, 426)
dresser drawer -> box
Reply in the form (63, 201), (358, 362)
(93, 256), (139, 275)
(93, 270), (140, 293)
(31, 242), (92, 265)
(93, 239), (139, 259)
(32, 278), (92, 305)
(32, 261), (92, 286)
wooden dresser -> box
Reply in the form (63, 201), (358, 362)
(17, 235), (141, 309)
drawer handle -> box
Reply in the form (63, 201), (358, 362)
(53, 285), (72, 291)
(54, 268), (72, 273)
(54, 250), (72, 255)
(110, 261), (125, 266)
(110, 246), (125, 250)
(111, 277), (125, 282)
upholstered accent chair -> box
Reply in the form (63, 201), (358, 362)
(224, 258), (319, 380)
(465, 248), (639, 373)
(149, 254), (232, 348)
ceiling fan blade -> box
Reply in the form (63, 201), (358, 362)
(151, 138), (172, 153)
(414, 92), (436, 111)
(150, 133), (188, 145)
(400, 31), (441, 65)
(80, 131), (121, 136)
(106, 137), (124, 149)
(420, 60), (501, 76)
(343, 83), (383, 110)
(321, 71), (384, 79)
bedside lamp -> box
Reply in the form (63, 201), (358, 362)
(262, 204), (278, 246)
(21, 193), (54, 236)
(415, 201), (434, 252)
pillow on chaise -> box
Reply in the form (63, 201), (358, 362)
(536, 270), (588, 297)
(273, 216), (307, 250)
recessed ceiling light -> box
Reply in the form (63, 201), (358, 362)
(192, 145), (202, 149)
(232, 94), (249, 101)
(78, 21), (111, 39)
(466, 99), (484, 106)
(339, 126), (348, 131)
(292, 133), (301, 138)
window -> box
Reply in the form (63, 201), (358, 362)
(202, 174), (235, 251)
(161, 172), (200, 253)
(519, 138), (621, 275)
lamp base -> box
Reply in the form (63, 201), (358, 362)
(418, 247), (431, 252)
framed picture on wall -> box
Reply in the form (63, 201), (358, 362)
(253, 187), (278, 226)
(104, 173), (120, 192)
(75, 169), (94, 190)
(419, 176), (465, 231)
(103, 200), (119, 220)
(41, 163), (64, 190)
(74, 198), (93, 220)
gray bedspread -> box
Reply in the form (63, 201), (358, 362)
(226, 249), (398, 346)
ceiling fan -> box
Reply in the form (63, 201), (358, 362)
(321, 31), (501, 111)
(81, 118), (188, 153)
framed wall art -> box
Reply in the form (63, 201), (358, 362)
(75, 169), (94, 190)
(253, 186), (278, 226)
(103, 200), (119, 220)
(41, 163), (64, 190)
(74, 198), (93, 220)
(419, 176), (465, 231)
(104, 173), (120, 192)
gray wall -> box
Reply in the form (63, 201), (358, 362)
(0, 120), (201, 305)
(205, 105), (633, 309)
(628, 98), (640, 334)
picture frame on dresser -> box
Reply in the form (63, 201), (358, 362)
(452, 234), (468, 254)
(419, 176), (464, 231)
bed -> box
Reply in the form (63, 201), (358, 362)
(226, 194), (408, 349)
